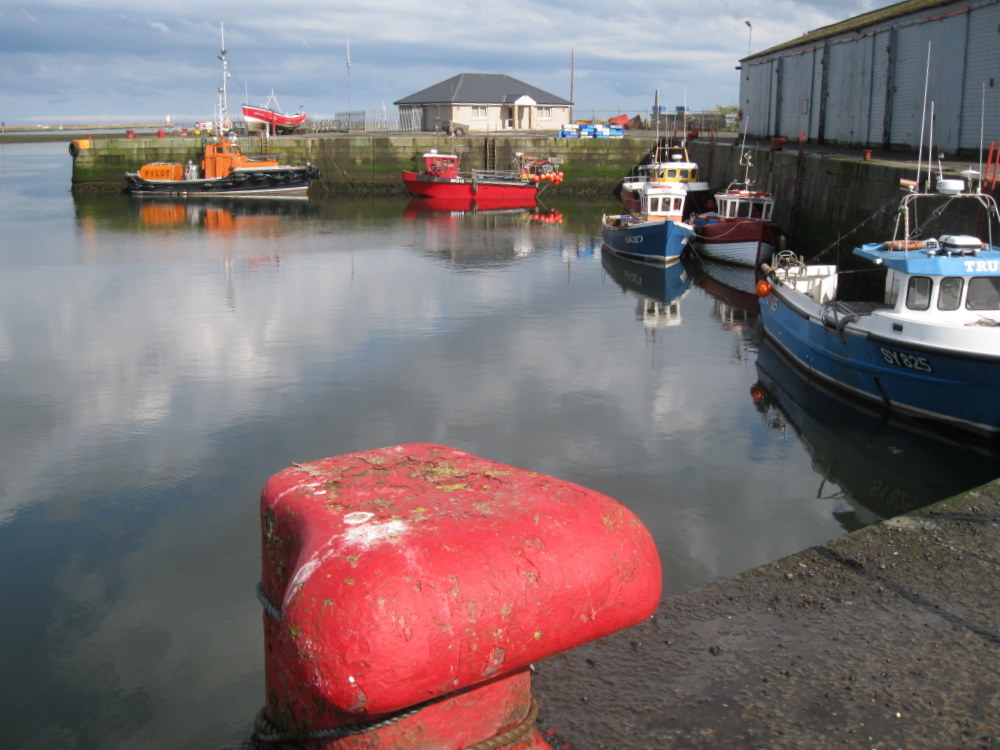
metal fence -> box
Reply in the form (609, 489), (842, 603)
(299, 108), (422, 134)
(295, 109), (736, 135)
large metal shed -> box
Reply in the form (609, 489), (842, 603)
(738, 0), (1000, 153)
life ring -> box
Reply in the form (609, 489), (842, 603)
(883, 239), (926, 251)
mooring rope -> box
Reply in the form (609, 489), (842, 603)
(249, 697), (540, 748)
(255, 581), (282, 621)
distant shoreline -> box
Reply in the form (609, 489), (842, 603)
(0, 125), (167, 144)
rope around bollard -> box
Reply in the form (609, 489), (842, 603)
(246, 697), (540, 748)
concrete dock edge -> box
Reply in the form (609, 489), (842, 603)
(532, 480), (1000, 749)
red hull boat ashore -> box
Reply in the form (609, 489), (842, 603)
(402, 150), (563, 202)
(242, 92), (307, 134)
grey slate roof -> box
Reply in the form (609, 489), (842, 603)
(394, 73), (572, 106)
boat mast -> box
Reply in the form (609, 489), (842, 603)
(216, 22), (230, 139)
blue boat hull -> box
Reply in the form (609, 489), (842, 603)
(601, 215), (693, 263)
(759, 286), (1000, 436)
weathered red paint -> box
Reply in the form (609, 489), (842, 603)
(259, 443), (662, 747)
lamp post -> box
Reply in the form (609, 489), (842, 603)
(745, 20), (752, 56)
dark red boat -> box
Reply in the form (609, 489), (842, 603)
(402, 150), (563, 201)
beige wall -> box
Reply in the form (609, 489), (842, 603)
(404, 103), (570, 132)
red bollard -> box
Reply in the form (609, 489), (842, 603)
(256, 443), (661, 749)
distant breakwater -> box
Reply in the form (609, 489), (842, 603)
(66, 132), (986, 261)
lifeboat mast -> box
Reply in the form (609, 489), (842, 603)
(215, 22), (232, 140)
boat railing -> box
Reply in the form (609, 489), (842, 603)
(470, 169), (525, 182)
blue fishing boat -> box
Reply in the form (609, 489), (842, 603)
(757, 169), (1000, 437)
(602, 181), (695, 263)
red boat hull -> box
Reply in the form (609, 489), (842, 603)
(402, 171), (538, 202)
(242, 105), (307, 132)
(693, 218), (782, 267)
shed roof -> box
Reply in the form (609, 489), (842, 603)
(394, 73), (572, 106)
(744, 0), (961, 60)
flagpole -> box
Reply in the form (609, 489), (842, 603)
(346, 38), (352, 131)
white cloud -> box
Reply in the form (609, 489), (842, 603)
(1, 0), (892, 123)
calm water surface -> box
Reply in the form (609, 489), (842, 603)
(3, 141), (998, 748)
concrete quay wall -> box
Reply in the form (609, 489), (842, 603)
(69, 133), (988, 260)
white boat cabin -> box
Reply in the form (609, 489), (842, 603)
(622, 144), (703, 191)
(640, 186), (687, 222)
(715, 189), (775, 222)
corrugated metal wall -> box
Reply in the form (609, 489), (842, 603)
(962, 4), (1000, 151)
(739, 0), (1000, 152)
(777, 48), (818, 141)
(740, 58), (776, 135)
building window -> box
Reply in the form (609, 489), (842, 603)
(472, 106), (487, 119)
(538, 107), (551, 119)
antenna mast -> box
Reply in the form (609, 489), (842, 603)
(217, 22), (230, 138)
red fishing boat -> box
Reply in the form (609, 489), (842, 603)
(691, 150), (783, 267)
(242, 92), (307, 134)
(402, 150), (563, 201)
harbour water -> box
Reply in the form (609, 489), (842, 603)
(2, 141), (998, 749)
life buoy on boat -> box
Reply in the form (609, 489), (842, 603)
(883, 239), (926, 251)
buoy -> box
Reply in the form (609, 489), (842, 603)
(255, 444), (661, 749)
(755, 279), (772, 297)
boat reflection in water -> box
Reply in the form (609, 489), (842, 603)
(685, 251), (762, 338)
(751, 339), (1000, 531)
(135, 197), (316, 234)
(403, 196), (563, 267)
(601, 249), (692, 329)
(403, 195), (563, 224)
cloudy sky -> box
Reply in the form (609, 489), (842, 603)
(1, 0), (885, 126)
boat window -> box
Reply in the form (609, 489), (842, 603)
(667, 169), (677, 180)
(937, 277), (963, 311)
(966, 277), (1000, 310)
(885, 272), (900, 307)
(905, 276), (932, 310)
(690, 169), (698, 180)
(679, 170), (689, 180)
